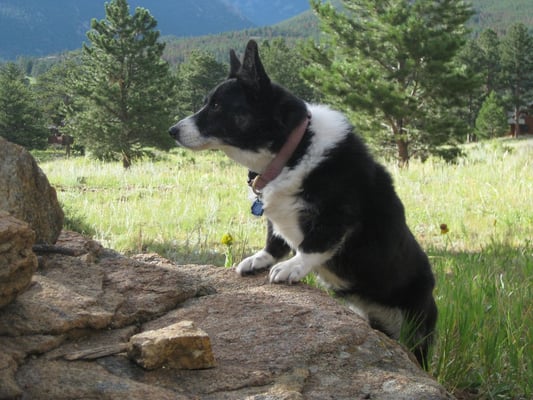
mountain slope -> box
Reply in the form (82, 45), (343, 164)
(0, 0), (254, 59)
(1, 0), (532, 61)
(470, 0), (533, 34)
(0, 0), (100, 59)
(223, 0), (310, 26)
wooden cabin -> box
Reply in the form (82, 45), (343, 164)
(508, 102), (533, 136)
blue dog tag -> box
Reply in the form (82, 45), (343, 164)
(251, 198), (264, 217)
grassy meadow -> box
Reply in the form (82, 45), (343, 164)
(35, 138), (532, 399)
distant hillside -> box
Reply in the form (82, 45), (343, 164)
(163, 0), (533, 66)
(0, 0), (313, 60)
(1, 0), (532, 61)
(223, 0), (310, 26)
(163, 11), (320, 65)
(0, 0), (254, 60)
(470, 0), (533, 35)
(0, 0), (100, 59)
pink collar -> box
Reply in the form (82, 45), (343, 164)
(251, 112), (311, 195)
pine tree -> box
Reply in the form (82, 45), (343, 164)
(302, 0), (476, 165)
(455, 38), (485, 138)
(66, 0), (176, 167)
(475, 91), (508, 139)
(259, 38), (318, 101)
(0, 63), (48, 149)
(477, 29), (502, 96)
(500, 23), (533, 138)
(34, 58), (81, 128)
(456, 29), (502, 140)
(176, 51), (227, 117)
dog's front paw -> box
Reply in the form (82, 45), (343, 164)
(236, 250), (275, 276)
(269, 255), (311, 284)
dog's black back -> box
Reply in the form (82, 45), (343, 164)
(266, 125), (437, 365)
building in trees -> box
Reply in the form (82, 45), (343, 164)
(507, 102), (533, 136)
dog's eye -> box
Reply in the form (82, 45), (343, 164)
(211, 101), (221, 111)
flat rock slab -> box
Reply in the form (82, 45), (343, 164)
(0, 232), (453, 400)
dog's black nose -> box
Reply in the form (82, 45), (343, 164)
(169, 125), (179, 139)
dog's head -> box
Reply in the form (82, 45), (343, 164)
(169, 40), (308, 171)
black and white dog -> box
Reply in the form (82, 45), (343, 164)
(169, 40), (437, 367)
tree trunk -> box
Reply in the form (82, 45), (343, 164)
(514, 108), (520, 138)
(122, 152), (131, 169)
(397, 138), (409, 168)
(394, 119), (409, 168)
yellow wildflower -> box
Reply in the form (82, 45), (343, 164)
(221, 233), (233, 247)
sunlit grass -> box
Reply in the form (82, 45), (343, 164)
(430, 244), (532, 398)
(390, 139), (533, 252)
(39, 148), (265, 264)
(37, 138), (533, 399)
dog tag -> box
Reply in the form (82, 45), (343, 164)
(251, 198), (264, 217)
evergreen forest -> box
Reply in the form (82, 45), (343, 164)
(1, 0), (533, 165)
(4, 0), (533, 167)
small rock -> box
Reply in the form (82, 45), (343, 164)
(128, 320), (216, 370)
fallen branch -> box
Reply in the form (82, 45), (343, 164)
(32, 244), (84, 257)
(63, 343), (130, 361)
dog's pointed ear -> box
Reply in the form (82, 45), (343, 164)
(229, 49), (241, 79)
(239, 40), (271, 92)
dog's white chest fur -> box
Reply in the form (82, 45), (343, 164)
(259, 104), (351, 250)
(262, 189), (304, 249)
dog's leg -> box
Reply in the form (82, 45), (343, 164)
(346, 292), (437, 369)
(343, 294), (404, 339)
(269, 251), (330, 284)
(236, 220), (291, 275)
(268, 213), (352, 284)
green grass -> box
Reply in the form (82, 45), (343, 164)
(36, 148), (266, 265)
(36, 138), (533, 399)
(431, 245), (532, 399)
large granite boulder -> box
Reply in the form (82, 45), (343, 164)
(0, 136), (64, 244)
(0, 232), (453, 400)
(0, 211), (38, 309)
